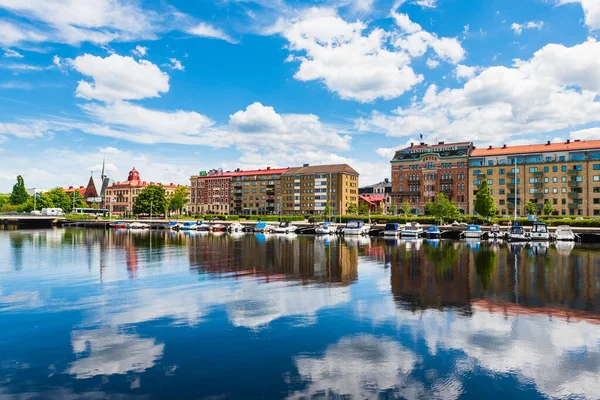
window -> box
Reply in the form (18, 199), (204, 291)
(473, 180), (481, 185)
(511, 168), (520, 173)
(594, 199), (600, 205)
(561, 165), (567, 172)
(499, 189), (505, 195)
(487, 169), (493, 175)
(544, 188), (549, 194)
(487, 180), (493, 185)
(473, 169), (481, 176)
(594, 176), (600, 182)
(543, 166), (549, 173)
(562, 188), (567, 193)
(544, 177), (549, 183)
(595, 187), (600, 193)
(529, 167), (538, 172)
(499, 169), (505, 174)
(553, 188), (558, 194)
(553, 177), (558, 183)
(562, 176), (567, 183)
(499, 179), (505, 185)
(552, 166), (558, 172)
(594, 164), (600, 170)
(576, 176), (583, 182)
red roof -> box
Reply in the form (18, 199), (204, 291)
(63, 186), (86, 196)
(472, 139), (600, 157)
(232, 167), (288, 177)
(359, 194), (385, 205)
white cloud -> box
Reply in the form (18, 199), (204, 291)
(229, 102), (287, 132)
(511, 21), (544, 35)
(426, 58), (439, 68)
(72, 53), (170, 102)
(281, 7), (423, 102)
(0, 20), (46, 46)
(360, 39), (600, 146)
(167, 57), (184, 71)
(67, 328), (164, 378)
(392, 11), (466, 64)
(557, 0), (600, 30)
(0, 122), (47, 138)
(3, 48), (23, 58)
(454, 64), (480, 79)
(0, 0), (160, 46)
(569, 126), (600, 140)
(186, 22), (237, 44)
(131, 45), (147, 57)
(413, 0), (437, 8)
(349, 0), (375, 14)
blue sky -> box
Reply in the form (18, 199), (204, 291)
(0, 0), (598, 191)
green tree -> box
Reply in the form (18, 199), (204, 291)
(389, 203), (397, 216)
(10, 175), (29, 205)
(323, 204), (332, 220)
(424, 193), (459, 224)
(474, 181), (496, 219)
(169, 186), (190, 215)
(346, 203), (358, 215)
(0, 193), (10, 208)
(358, 202), (369, 215)
(43, 188), (73, 212)
(543, 200), (554, 216)
(72, 191), (88, 210)
(525, 200), (538, 216)
(401, 201), (411, 217)
(133, 184), (167, 216)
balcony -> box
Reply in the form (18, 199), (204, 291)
(234, 199), (242, 203)
(532, 171), (544, 177)
(568, 192), (580, 199)
(474, 173), (486, 179)
(568, 203), (580, 209)
(567, 169), (579, 176)
(532, 182), (543, 188)
(508, 179), (520, 185)
(440, 178), (453, 184)
(568, 181), (582, 187)
(532, 192), (543, 199)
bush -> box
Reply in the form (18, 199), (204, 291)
(193, 214), (240, 221)
(243, 215), (305, 222)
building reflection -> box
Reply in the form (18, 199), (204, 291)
(189, 234), (358, 285)
(387, 239), (600, 319)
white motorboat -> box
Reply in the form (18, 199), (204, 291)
(383, 222), (402, 236)
(490, 224), (503, 240)
(315, 221), (335, 235)
(530, 222), (550, 241)
(196, 221), (211, 231)
(507, 225), (529, 242)
(555, 225), (576, 241)
(273, 221), (298, 234)
(227, 223), (245, 232)
(254, 221), (274, 233)
(180, 221), (198, 231)
(128, 222), (150, 230)
(401, 222), (423, 238)
(462, 224), (483, 239)
(342, 220), (371, 236)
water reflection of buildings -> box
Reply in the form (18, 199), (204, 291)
(189, 235), (358, 285)
(387, 240), (600, 318)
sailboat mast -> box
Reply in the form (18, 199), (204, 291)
(514, 157), (517, 223)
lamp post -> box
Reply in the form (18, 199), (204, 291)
(150, 200), (153, 220)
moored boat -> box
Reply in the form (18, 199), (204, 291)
(425, 225), (441, 239)
(463, 224), (483, 239)
(210, 223), (226, 232)
(196, 221), (210, 231)
(490, 224), (502, 240)
(401, 222), (424, 238)
(180, 221), (198, 231)
(164, 221), (180, 230)
(254, 221), (273, 233)
(383, 222), (402, 236)
(315, 221), (335, 235)
(507, 224), (529, 242)
(530, 222), (550, 241)
(128, 222), (150, 230)
(342, 220), (370, 236)
(555, 225), (576, 241)
(227, 223), (245, 232)
(273, 221), (297, 234)
(110, 221), (128, 229)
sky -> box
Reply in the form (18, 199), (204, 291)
(0, 0), (598, 191)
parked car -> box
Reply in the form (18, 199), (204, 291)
(30, 210), (42, 216)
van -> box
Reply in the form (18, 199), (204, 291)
(41, 208), (65, 216)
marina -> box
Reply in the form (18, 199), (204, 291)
(1, 228), (599, 399)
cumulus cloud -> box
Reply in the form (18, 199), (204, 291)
(426, 58), (439, 68)
(131, 45), (147, 57)
(511, 21), (544, 35)
(359, 39), (600, 146)
(454, 64), (480, 80)
(569, 126), (600, 140)
(71, 53), (170, 102)
(0, 122), (47, 139)
(281, 7), (423, 102)
(167, 57), (184, 71)
(229, 102), (287, 132)
(557, 0), (600, 30)
(413, 0), (438, 8)
(186, 22), (237, 44)
(0, 20), (46, 46)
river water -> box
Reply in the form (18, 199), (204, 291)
(0, 229), (599, 399)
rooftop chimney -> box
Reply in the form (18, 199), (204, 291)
(438, 141), (445, 145)
(267, 166), (271, 170)
(566, 139), (570, 144)
(488, 145), (492, 150)
(420, 142), (425, 146)
(303, 163), (309, 167)
(502, 144), (507, 149)
(410, 143), (414, 148)
(546, 141), (551, 145)
(574, 139), (580, 142)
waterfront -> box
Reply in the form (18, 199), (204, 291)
(1, 230), (599, 399)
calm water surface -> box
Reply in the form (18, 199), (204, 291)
(1, 229), (599, 399)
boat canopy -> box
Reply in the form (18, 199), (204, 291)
(255, 221), (268, 229)
(556, 225), (572, 232)
(532, 222), (548, 233)
(385, 223), (401, 231)
(346, 220), (363, 228)
(427, 226), (440, 232)
(183, 222), (195, 226)
(279, 221), (290, 227)
(510, 225), (525, 234)
(466, 224), (481, 231)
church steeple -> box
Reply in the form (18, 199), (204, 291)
(101, 157), (106, 181)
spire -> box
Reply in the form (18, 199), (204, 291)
(101, 157), (106, 180)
